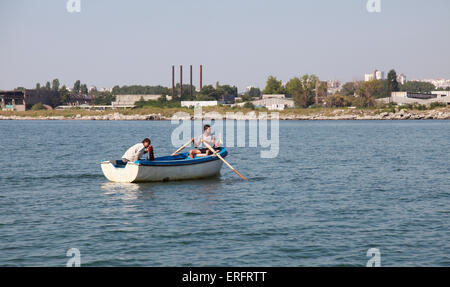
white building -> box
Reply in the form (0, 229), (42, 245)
(376, 70), (385, 80)
(112, 94), (167, 108)
(99, 87), (113, 93)
(251, 98), (294, 110)
(397, 74), (407, 85)
(181, 101), (218, 108)
(364, 73), (374, 82)
(261, 94), (285, 99)
(432, 90), (450, 98)
(327, 80), (342, 95)
(365, 70), (385, 81)
(327, 80), (341, 89)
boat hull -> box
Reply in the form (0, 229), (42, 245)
(100, 149), (227, 183)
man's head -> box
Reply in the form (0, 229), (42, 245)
(204, 124), (211, 134)
(142, 138), (151, 148)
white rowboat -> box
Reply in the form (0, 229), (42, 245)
(101, 147), (227, 183)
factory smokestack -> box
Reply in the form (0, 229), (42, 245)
(180, 65), (183, 99)
(172, 65), (175, 99)
(200, 65), (203, 90)
(190, 65), (193, 99)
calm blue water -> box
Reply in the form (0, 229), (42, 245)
(0, 120), (449, 266)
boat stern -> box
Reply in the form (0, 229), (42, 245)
(100, 160), (140, 183)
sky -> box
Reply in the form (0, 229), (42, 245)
(1, 0), (450, 91)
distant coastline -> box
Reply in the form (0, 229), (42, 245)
(1, 107), (449, 121)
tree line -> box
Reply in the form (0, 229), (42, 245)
(326, 70), (441, 108)
(257, 69), (445, 108)
(23, 70), (447, 109)
(29, 79), (240, 107)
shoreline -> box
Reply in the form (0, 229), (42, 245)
(1, 109), (449, 121)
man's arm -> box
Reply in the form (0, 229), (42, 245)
(194, 136), (201, 148)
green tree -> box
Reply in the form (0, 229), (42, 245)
(241, 87), (260, 102)
(93, 91), (115, 105)
(243, 102), (255, 109)
(356, 80), (382, 107)
(292, 74), (319, 107)
(56, 85), (70, 106)
(111, 85), (121, 95)
(216, 83), (238, 99)
(341, 82), (359, 96)
(262, 76), (285, 95)
(325, 94), (353, 107)
(45, 81), (51, 91)
(52, 79), (60, 92)
(400, 81), (435, 93)
(31, 103), (45, 110)
(36, 83), (41, 90)
(199, 85), (216, 96)
(80, 84), (88, 95)
(158, 95), (167, 103)
(111, 85), (172, 96)
(294, 90), (310, 108)
(248, 87), (261, 99)
(387, 69), (399, 93)
(196, 93), (216, 101)
(73, 80), (81, 94)
(285, 77), (303, 97)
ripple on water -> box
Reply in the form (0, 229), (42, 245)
(0, 120), (449, 266)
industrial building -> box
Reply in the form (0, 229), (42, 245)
(261, 94), (286, 100)
(181, 101), (218, 108)
(252, 98), (295, 110)
(111, 94), (171, 108)
(66, 94), (93, 106)
(387, 91), (450, 105)
(233, 94), (294, 110)
(0, 89), (59, 111)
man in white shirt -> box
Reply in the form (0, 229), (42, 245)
(188, 125), (218, 159)
(122, 138), (152, 163)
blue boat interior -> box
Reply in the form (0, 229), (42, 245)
(102, 147), (228, 167)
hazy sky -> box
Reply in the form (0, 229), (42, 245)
(1, 0), (449, 91)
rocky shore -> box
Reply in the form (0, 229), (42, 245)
(279, 109), (450, 120)
(0, 109), (449, 121)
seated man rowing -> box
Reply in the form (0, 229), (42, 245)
(188, 124), (220, 159)
(122, 138), (154, 163)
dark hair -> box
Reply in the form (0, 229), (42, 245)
(142, 138), (151, 144)
(204, 124), (211, 131)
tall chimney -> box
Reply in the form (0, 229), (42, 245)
(190, 65), (193, 99)
(315, 79), (319, 105)
(200, 65), (203, 90)
(172, 65), (175, 98)
(180, 65), (183, 99)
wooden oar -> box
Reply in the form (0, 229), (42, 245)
(202, 141), (246, 180)
(171, 139), (193, 155)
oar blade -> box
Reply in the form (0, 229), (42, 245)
(202, 140), (246, 180)
(233, 169), (247, 180)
